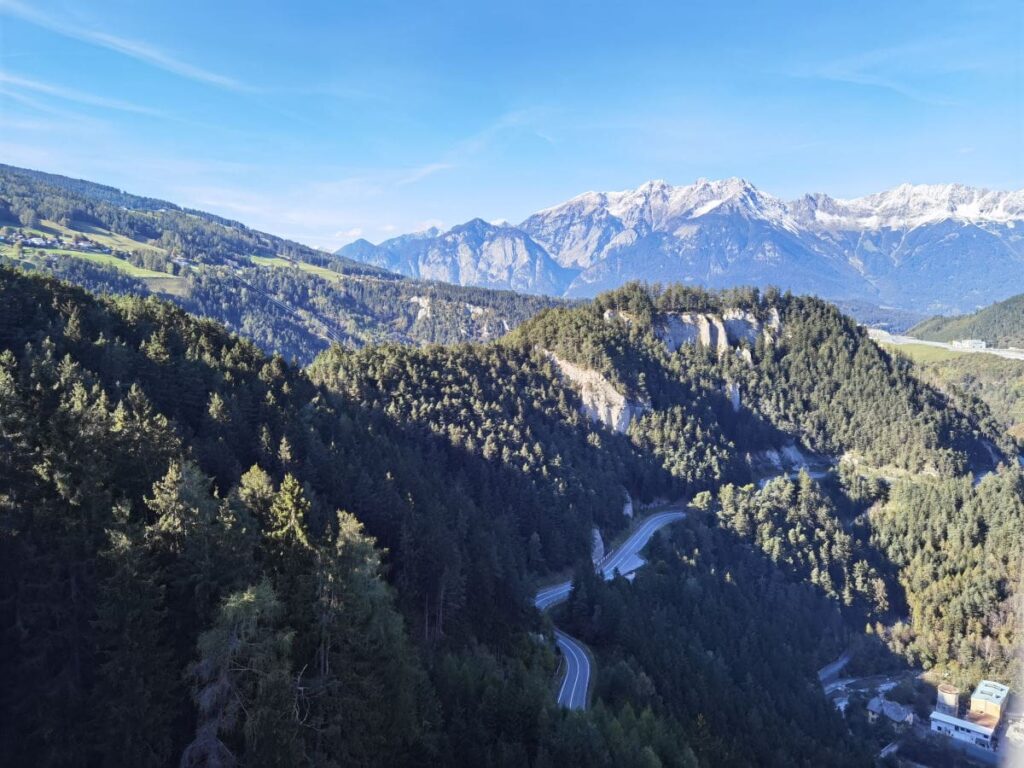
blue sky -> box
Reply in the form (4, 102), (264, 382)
(1, 0), (1021, 250)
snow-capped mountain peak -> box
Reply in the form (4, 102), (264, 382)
(604, 176), (764, 220)
(804, 183), (1024, 230)
(337, 178), (1024, 313)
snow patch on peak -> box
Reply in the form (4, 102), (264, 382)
(601, 177), (794, 230)
(806, 183), (1024, 230)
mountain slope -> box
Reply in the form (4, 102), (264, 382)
(0, 163), (386, 275)
(340, 218), (573, 295)
(909, 292), (1024, 347)
(903, 351), (1024, 440)
(508, 282), (1010, 476)
(340, 178), (1024, 313)
(0, 163), (560, 362)
(0, 266), (696, 766)
(3, 267), (1016, 767)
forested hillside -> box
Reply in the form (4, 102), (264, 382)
(902, 350), (1024, 441)
(0, 267), (699, 766)
(871, 472), (1023, 687)
(563, 483), (870, 767)
(0, 163), (375, 271)
(1, 268), (1018, 767)
(0, 163), (561, 363)
(910, 292), (1024, 347)
(511, 283), (1010, 475)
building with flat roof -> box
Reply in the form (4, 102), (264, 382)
(930, 680), (1009, 751)
(930, 709), (997, 747)
(971, 680), (1009, 717)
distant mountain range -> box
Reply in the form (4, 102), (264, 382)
(337, 178), (1024, 313)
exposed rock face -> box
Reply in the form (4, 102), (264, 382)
(746, 443), (812, 474)
(545, 351), (649, 433)
(655, 310), (779, 355)
(722, 308), (763, 345)
(725, 381), (741, 412)
(602, 307), (780, 356)
(602, 309), (638, 324)
(622, 491), (634, 519)
(409, 295), (431, 321)
(659, 313), (726, 353)
(591, 527), (606, 565)
(341, 179), (1024, 313)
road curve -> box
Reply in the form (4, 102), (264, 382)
(817, 649), (852, 684)
(534, 508), (687, 710)
(598, 510), (686, 579)
(554, 629), (590, 709)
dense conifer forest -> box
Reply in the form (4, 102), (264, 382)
(911, 292), (1024, 348)
(904, 350), (1024, 440)
(1, 266), (1019, 767)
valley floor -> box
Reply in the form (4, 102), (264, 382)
(869, 328), (1024, 362)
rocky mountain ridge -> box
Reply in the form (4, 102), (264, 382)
(338, 178), (1024, 313)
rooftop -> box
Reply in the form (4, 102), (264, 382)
(931, 710), (995, 737)
(972, 680), (1009, 707)
(868, 696), (913, 724)
(966, 710), (999, 731)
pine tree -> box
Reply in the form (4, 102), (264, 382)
(90, 504), (176, 767)
(181, 580), (297, 768)
(234, 464), (276, 525)
(267, 473), (311, 549)
(302, 511), (427, 766)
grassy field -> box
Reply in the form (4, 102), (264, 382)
(3, 244), (172, 279)
(250, 255), (346, 283)
(42, 219), (168, 256)
(66, 251), (170, 278)
(881, 342), (969, 363)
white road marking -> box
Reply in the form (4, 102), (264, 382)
(536, 507), (688, 710)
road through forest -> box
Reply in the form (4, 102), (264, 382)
(533, 510), (687, 709)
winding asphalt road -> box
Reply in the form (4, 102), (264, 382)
(817, 649), (853, 684)
(534, 509), (687, 709)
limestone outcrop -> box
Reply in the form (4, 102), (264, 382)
(591, 527), (606, 565)
(746, 443), (813, 474)
(545, 351), (649, 433)
(655, 308), (781, 355)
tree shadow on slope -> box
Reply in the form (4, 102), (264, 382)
(559, 502), (911, 768)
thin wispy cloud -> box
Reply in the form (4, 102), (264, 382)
(0, 72), (164, 116)
(815, 69), (958, 107)
(394, 107), (555, 186)
(0, 86), (90, 120)
(793, 39), (988, 107)
(240, 111), (559, 247)
(0, 0), (250, 91)
(456, 107), (556, 156)
(396, 162), (454, 186)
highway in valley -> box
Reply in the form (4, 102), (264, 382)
(867, 328), (1024, 361)
(533, 509), (687, 710)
